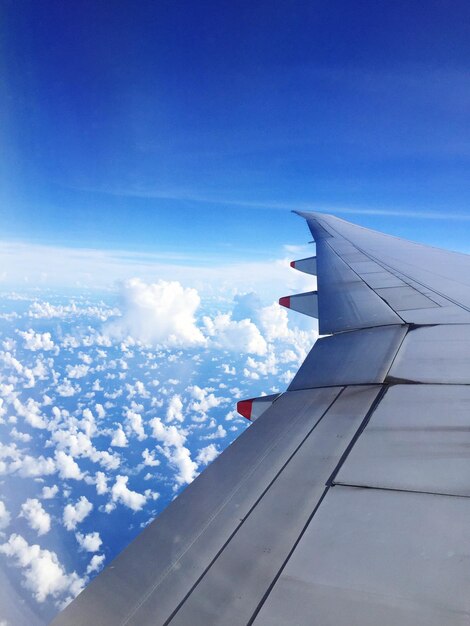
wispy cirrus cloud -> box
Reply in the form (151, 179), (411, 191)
(74, 184), (470, 222)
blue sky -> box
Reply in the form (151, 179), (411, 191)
(1, 0), (470, 266)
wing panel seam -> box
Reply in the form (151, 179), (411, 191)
(246, 384), (387, 625)
(160, 387), (347, 626)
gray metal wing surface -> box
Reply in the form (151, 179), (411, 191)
(53, 212), (470, 626)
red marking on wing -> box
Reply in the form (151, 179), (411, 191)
(237, 399), (253, 420)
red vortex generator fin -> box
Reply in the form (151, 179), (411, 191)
(237, 399), (253, 420)
(279, 296), (291, 309)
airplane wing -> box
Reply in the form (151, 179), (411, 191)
(53, 212), (470, 626)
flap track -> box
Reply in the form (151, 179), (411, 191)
(290, 256), (317, 275)
(279, 291), (319, 318)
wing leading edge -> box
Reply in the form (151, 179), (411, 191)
(53, 213), (470, 626)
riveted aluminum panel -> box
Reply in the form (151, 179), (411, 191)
(170, 386), (381, 626)
(289, 325), (408, 390)
(326, 239), (358, 254)
(52, 387), (342, 626)
(336, 384), (470, 496)
(340, 251), (371, 262)
(348, 260), (384, 274)
(397, 306), (470, 324)
(376, 286), (440, 311)
(400, 280), (452, 305)
(362, 271), (406, 288)
(254, 486), (470, 626)
(389, 325), (470, 384)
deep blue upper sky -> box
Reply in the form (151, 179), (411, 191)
(1, 0), (470, 259)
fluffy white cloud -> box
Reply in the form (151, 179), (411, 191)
(8, 453), (56, 478)
(19, 499), (51, 536)
(17, 330), (55, 352)
(106, 279), (206, 346)
(142, 448), (160, 467)
(0, 500), (11, 530)
(13, 397), (48, 429)
(56, 379), (79, 397)
(66, 364), (89, 379)
(124, 409), (146, 441)
(167, 445), (198, 486)
(196, 444), (220, 466)
(10, 427), (31, 442)
(55, 451), (84, 480)
(86, 553), (105, 575)
(203, 313), (267, 355)
(258, 302), (291, 342)
(94, 471), (108, 495)
(188, 385), (225, 417)
(75, 531), (102, 553)
(166, 394), (184, 422)
(0, 533), (85, 603)
(110, 476), (147, 512)
(95, 403), (106, 419)
(41, 485), (59, 499)
(0, 350), (37, 388)
(149, 417), (198, 486)
(245, 352), (278, 377)
(110, 427), (128, 447)
(149, 417), (186, 448)
(63, 497), (93, 531)
(51, 424), (119, 472)
(28, 300), (118, 321)
(125, 380), (148, 399)
(202, 424), (227, 440)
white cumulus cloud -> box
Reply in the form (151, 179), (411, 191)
(0, 533), (85, 603)
(17, 330), (55, 352)
(66, 364), (89, 379)
(166, 394), (184, 422)
(149, 417), (198, 487)
(75, 531), (102, 553)
(63, 496), (93, 531)
(196, 444), (220, 466)
(56, 379), (79, 397)
(0, 500), (11, 530)
(106, 279), (206, 346)
(55, 451), (84, 481)
(86, 553), (105, 575)
(124, 409), (146, 441)
(203, 313), (267, 355)
(41, 485), (59, 499)
(19, 499), (51, 536)
(109, 475), (147, 512)
(110, 427), (128, 447)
